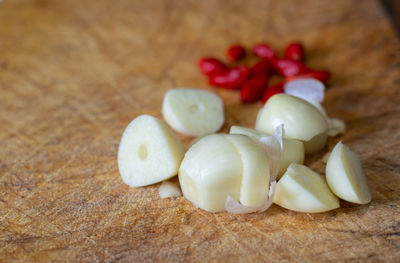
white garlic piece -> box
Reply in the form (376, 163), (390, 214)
(230, 126), (304, 178)
(159, 180), (182, 198)
(284, 78), (325, 103)
(162, 88), (224, 136)
(274, 163), (340, 213)
(255, 94), (328, 154)
(326, 142), (371, 204)
(179, 134), (270, 212)
(118, 115), (185, 187)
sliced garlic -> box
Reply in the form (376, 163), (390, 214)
(274, 163), (340, 213)
(255, 94), (328, 154)
(326, 142), (371, 204)
(118, 115), (185, 187)
(225, 135), (270, 207)
(179, 134), (270, 212)
(230, 126), (304, 178)
(284, 78), (325, 103)
(162, 88), (224, 136)
(159, 179), (182, 198)
(179, 134), (243, 212)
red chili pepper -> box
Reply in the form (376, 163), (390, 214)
(262, 82), (284, 104)
(240, 75), (269, 103)
(286, 70), (331, 83)
(272, 59), (311, 77)
(197, 57), (229, 77)
(251, 59), (272, 77)
(284, 42), (305, 62)
(226, 45), (246, 62)
(209, 66), (250, 90)
(252, 43), (277, 61)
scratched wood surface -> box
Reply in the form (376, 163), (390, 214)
(0, 0), (399, 262)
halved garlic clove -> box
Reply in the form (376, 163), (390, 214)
(179, 134), (243, 212)
(230, 126), (304, 178)
(225, 135), (270, 207)
(255, 94), (328, 142)
(159, 179), (182, 198)
(274, 163), (340, 213)
(118, 115), (185, 187)
(179, 134), (270, 212)
(162, 88), (224, 136)
(326, 142), (371, 204)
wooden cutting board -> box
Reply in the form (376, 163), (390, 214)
(0, 0), (399, 262)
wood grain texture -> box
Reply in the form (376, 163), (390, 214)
(0, 0), (399, 262)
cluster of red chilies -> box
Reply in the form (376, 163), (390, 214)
(197, 42), (331, 103)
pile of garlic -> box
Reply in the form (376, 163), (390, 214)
(118, 81), (371, 214)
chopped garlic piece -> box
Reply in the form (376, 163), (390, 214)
(326, 142), (371, 204)
(256, 94), (328, 141)
(162, 88), (224, 136)
(230, 125), (303, 179)
(159, 180), (182, 198)
(118, 115), (185, 187)
(274, 163), (340, 213)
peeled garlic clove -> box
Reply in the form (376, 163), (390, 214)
(162, 88), (224, 136)
(225, 134), (270, 207)
(256, 94), (328, 142)
(159, 179), (182, 198)
(118, 115), (185, 187)
(179, 134), (270, 212)
(326, 142), (371, 204)
(303, 132), (328, 154)
(230, 126), (304, 178)
(274, 163), (340, 213)
(179, 134), (243, 212)
(284, 78), (325, 103)
(328, 118), (346, 137)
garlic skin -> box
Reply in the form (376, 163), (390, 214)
(179, 134), (269, 212)
(162, 88), (224, 136)
(118, 115), (185, 187)
(326, 142), (371, 204)
(230, 126), (304, 178)
(274, 163), (339, 213)
(256, 94), (328, 142)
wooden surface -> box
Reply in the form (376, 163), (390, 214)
(0, 0), (399, 262)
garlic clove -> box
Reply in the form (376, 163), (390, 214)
(159, 179), (182, 198)
(162, 88), (224, 136)
(255, 94), (328, 141)
(326, 142), (371, 204)
(225, 134), (270, 207)
(118, 115), (185, 187)
(274, 163), (340, 213)
(230, 126), (304, 178)
(328, 118), (346, 137)
(303, 132), (328, 154)
(284, 78), (325, 103)
(179, 134), (242, 212)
